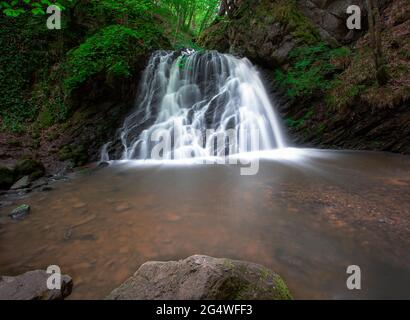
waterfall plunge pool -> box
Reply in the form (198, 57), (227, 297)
(0, 149), (409, 299)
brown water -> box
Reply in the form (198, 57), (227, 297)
(0, 149), (409, 299)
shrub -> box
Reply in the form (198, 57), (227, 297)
(275, 43), (351, 98)
(63, 24), (160, 93)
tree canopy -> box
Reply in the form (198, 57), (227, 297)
(0, 0), (220, 34)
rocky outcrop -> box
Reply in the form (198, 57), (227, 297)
(0, 270), (73, 300)
(106, 255), (292, 300)
(200, 0), (410, 155)
(199, 0), (373, 67)
(0, 158), (46, 191)
(296, 0), (369, 44)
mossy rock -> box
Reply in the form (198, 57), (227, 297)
(106, 255), (293, 300)
(0, 167), (14, 190)
(59, 144), (88, 167)
(14, 158), (45, 181)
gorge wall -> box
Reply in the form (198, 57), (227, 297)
(198, 0), (410, 154)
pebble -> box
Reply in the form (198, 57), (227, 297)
(8, 204), (30, 220)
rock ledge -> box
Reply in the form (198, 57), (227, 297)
(106, 255), (292, 300)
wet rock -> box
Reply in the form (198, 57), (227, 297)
(10, 176), (31, 190)
(115, 202), (132, 212)
(9, 204), (30, 220)
(98, 162), (109, 169)
(0, 270), (73, 300)
(40, 186), (53, 192)
(0, 167), (14, 190)
(31, 178), (48, 189)
(59, 145), (88, 167)
(72, 202), (87, 209)
(0, 200), (13, 208)
(14, 158), (45, 181)
(106, 255), (292, 300)
(296, 0), (386, 44)
(64, 227), (73, 241)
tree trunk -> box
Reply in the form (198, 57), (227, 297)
(366, 0), (389, 85)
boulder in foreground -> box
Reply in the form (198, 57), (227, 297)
(0, 270), (73, 300)
(106, 255), (292, 300)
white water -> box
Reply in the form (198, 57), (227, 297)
(102, 50), (287, 161)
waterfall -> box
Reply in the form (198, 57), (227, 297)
(102, 50), (287, 161)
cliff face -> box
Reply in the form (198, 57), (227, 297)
(199, 0), (410, 154)
(199, 0), (368, 66)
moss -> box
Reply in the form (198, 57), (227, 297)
(30, 139), (41, 149)
(271, 275), (293, 300)
(14, 158), (45, 181)
(45, 131), (60, 142)
(256, 0), (320, 45)
(7, 139), (21, 147)
(59, 144), (88, 167)
(63, 23), (168, 94)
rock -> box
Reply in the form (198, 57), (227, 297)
(14, 158), (45, 181)
(0, 167), (14, 190)
(115, 202), (132, 212)
(98, 161), (109, 169)
(198, 0), (383, 67)
(40, 185), (53, 192)
(0, 200), (13, 208)
(106, 255), (292, 300)
(9, 204), (30, 220)
(59, 145), (88, 167)
(10, 176), (31, 190)
(0, 270), (73, 300)
(31, 178), (48, 189)
(296, 0), (369, 44)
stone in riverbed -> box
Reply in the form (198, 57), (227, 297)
(31, 178), (48, 189)
(9, 204), (30, 220)
(106, 255), (292, 300)
(40, 185), (53, 192)
(0, 270), (73, 300)
(10, 176), (31, 190)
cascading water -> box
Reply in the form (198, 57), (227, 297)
(102, 50), (287, 161)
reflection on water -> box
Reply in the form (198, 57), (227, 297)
(0, 149), (409, 299)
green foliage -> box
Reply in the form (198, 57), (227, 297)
(0, 0), (72, 17)
(0, 13), (65, 132)
(14, 157), (45, 180)
(63, 24), (158, 93)
(161, 0), (219, 38)
(285, 108), (314, 128)
(0, 0), (198, 133)
(275, 43), (351, 98)
(90, 0), (153, 26)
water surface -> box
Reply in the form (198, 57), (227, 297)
(0, 149), (409, 299)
